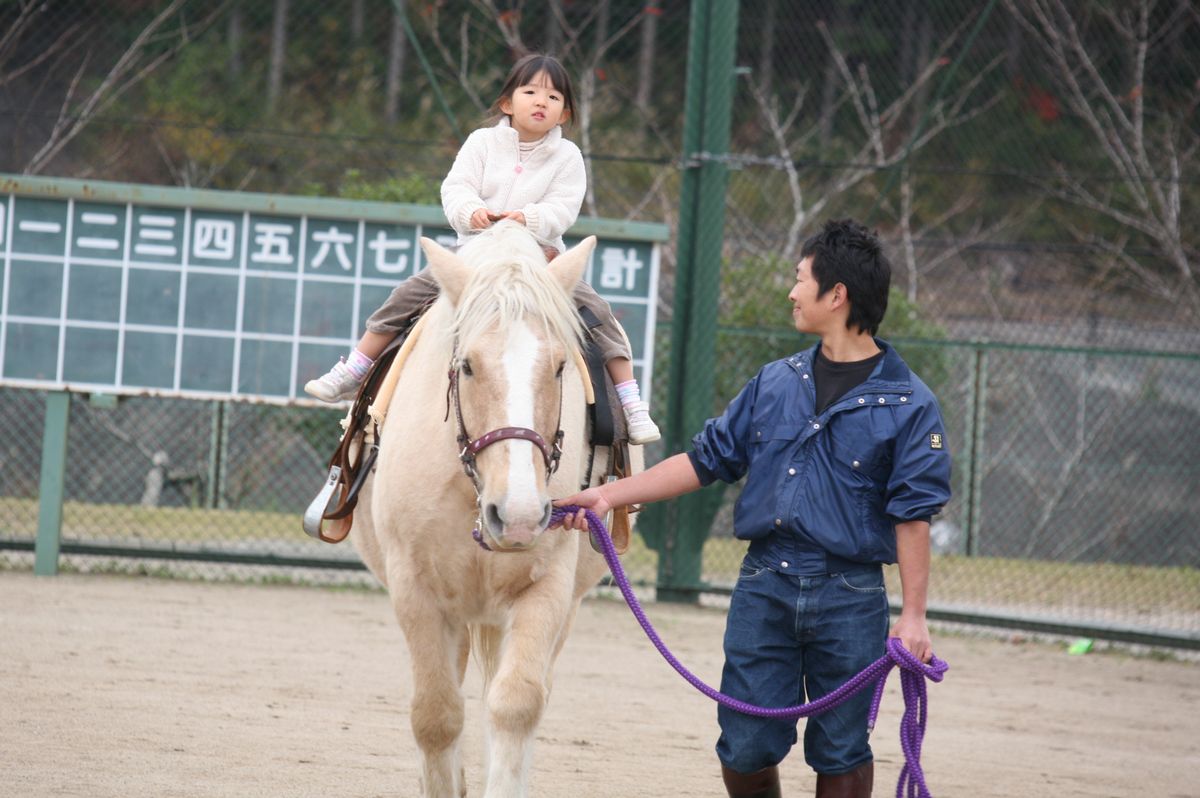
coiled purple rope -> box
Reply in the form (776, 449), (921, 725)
(547, 505), (949, 798)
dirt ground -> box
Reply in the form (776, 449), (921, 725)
(2, 573), (1198, 798)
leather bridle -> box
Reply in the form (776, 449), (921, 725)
(445, 349), (565, 494)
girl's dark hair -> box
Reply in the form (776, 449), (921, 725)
(489, 53), (577, 127)
(799, 219), (892, 336)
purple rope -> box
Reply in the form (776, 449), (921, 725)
(547, 506), (949, 798)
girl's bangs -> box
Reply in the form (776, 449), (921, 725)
(513, 57), (569, 94)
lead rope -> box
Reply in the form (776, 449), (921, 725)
(548, 505), (948, 798)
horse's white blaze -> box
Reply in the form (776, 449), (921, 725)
(500, 321), (545, 536)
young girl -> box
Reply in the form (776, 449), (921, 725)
(305, 53), (661, 444)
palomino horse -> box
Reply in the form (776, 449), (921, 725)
(351, 222), (623, 797)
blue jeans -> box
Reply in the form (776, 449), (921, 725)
(715, 554), (889, 775)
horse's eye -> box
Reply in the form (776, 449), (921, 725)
(555, 361), (565, 377)
(461, 359), (473, 377)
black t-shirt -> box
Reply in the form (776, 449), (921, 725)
(813, 347), (884, 414)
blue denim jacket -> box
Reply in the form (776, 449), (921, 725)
(687, 340), (952, 575)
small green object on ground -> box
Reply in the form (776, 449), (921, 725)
(1067, 638), (1094, 655)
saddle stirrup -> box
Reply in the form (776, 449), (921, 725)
(303, 465), (342, 539)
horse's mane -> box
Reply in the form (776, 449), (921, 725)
(452, 222), (584, 355)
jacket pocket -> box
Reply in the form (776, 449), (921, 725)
(749, 420), (804, 446)
(829, 419), (889, 483)
(828, 420), (892, 560)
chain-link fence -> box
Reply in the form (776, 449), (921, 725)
(0, 386), (666, 588)
(1, 0), (1198, 645)
(680, 0), (1200, 644)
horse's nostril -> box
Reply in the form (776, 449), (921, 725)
(485, 502), (504, 532)
(539, 501), (552, 529)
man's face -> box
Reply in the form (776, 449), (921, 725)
(788, 256), (827, 334)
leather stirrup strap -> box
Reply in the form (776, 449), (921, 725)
(368, 311), (430, 429)
(577, 304), (614, 447)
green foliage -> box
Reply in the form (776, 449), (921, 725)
(319, 169), (442, 205)
(713, 251), (800, 409)
(714, 253), (953, 405)
(879, 288), (952, 397)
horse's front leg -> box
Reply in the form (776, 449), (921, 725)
(482, 574), (575, 798)
(397, 599), (470, 798)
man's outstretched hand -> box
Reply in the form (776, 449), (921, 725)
(552, 487), (611, 531)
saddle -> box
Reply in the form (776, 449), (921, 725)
(300, 329), (408, 543)
(302, 309), (636, 551)
(577, 305), (636, 553)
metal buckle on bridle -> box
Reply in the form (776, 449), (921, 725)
(458, 437), (479, 484)
(548, 430), (564, 476)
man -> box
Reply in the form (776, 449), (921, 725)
(557, 219), (952, 798)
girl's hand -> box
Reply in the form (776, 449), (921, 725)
(497, 210), (526, 226)
(470, 208), (494, 229)
(552, 487), (611, 531)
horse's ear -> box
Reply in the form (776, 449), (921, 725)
(548, 236), (596, 293)
(419, 237), (471, 303)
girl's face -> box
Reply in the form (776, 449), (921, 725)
(499, 70), (569, 141)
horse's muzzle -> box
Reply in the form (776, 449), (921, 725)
(479, 499), (553, 551)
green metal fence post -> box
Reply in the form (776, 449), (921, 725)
(658, 0), (739, 603)
(218, 401), (231, 509)
(959, 347), (977, 553)
(206, 400), (224, 509)
(34, 392), (71, 576)
(965, 346), (989, 557)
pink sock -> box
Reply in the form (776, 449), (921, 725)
(615, 379), (641, 407)
(345, 349), (374, 380)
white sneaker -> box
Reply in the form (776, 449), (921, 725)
(624, 400), (661, 445)
(304, 360), (362, 403)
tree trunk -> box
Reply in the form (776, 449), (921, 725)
(594, 0), (611, 51)
(385, 0), (407, 124)
(911, 9), (933, 133)
(636, 2), (660, 138)
(818, 0), (846, 153)
(351, 0), (365, 44)
(545, 0), (563, 55)
(758, 0), (777, 98)
(899, 5), (916, 85)
(227, 1), (243, 79)
(267, 0), (289, 113)
(1005, 7), (1022, 79)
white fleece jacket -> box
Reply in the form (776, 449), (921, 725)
(440, 118), (586, 252)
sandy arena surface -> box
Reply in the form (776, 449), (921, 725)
(2, 572), (1198, 797)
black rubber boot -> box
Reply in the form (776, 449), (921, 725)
(814, 761), (873, 798)
(721, 764), (783, 798)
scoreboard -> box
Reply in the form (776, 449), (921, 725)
(0, 175), (666, 403)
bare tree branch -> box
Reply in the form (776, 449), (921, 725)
(747, 79), (811, 260)
(473, 0), (525, 53)
(742, 17), (1007, 277)
(0, 5), (84, 90)
(1003, 0), (1199, 316)
(425, 3), (487, 113)
(24, 0), (230, 175)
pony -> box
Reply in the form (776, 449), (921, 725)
(351, 221), (627, 797)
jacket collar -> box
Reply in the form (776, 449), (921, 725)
(495, 116), (563, 151)
(796, 338), (910, 389)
